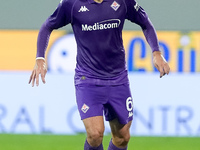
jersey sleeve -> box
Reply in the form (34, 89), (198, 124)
(124, 0), (148, 27)
(124, 0), (160, 52)
(46, 0), (72, 29)
(36, 0), (73, 58)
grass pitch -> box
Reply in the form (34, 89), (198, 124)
(0, 134), (200, 150)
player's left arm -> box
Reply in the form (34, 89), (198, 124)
(152, 51), (170, 78)
(140, 18), (170, 78)
(126, 0), (170, 77)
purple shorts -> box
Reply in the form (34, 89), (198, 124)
(75, 83), (133, 125)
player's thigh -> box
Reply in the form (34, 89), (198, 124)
(83, 116), (105, 137)
(109, 118), (132, 139)
(75, 84), (107, 120)
(104, 84), (133, 125)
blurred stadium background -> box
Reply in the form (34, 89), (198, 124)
(0, 0), (200, 149)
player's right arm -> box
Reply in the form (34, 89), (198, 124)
(29, 0), (72, 86)
(29, 58), (47, 87)
(28, 20), (53, 87)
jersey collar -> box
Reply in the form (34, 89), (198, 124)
(88, 0), (108, 4)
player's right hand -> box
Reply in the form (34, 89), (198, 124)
(29, 58), (47, 87)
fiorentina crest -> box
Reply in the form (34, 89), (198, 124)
(81, 103), (90, 113)
(111, 1), (120, 11)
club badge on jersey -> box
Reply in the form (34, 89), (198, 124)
(111, 1), (120, 11)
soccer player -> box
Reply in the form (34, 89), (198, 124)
(29, 0), (170, 149)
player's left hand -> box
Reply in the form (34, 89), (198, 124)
(29, 58), (47, 87)
(153, 51), (170, 78)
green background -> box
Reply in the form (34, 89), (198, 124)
(0, 0), (199, 31)
(1, 134), (200, 150)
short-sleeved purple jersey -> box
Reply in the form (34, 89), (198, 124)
(37, 0), (160, 85)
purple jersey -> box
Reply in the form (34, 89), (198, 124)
(37, 0), (160, 85)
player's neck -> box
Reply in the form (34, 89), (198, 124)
(94, 0), (103, 3)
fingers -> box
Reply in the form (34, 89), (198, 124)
(153, 61), (164, 78)
(41, 62), (47, 84)
(154, 61), (169, 78)
(159, 63), (170, 78)
(28, 71), (34, 84)
(160, 72), (165, 78)
(36, 70), (40, 86)
(41, 69), (47, 84)
(159, 64), (165, 78)
(164, 63), (170, 75)
(29, 60), (47, 87)
(35, 66), (47, 86)
(154, 63), (170, 78)
(28, 70), (36, 87)
(153, 52), (170, 78)
(29, 69), (46, 87)
(32, 72), (36, 87)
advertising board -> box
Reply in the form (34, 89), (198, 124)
(0, 73), (199, 136)
(0, 30), (200, 136)
(0, 30), (200, 72)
